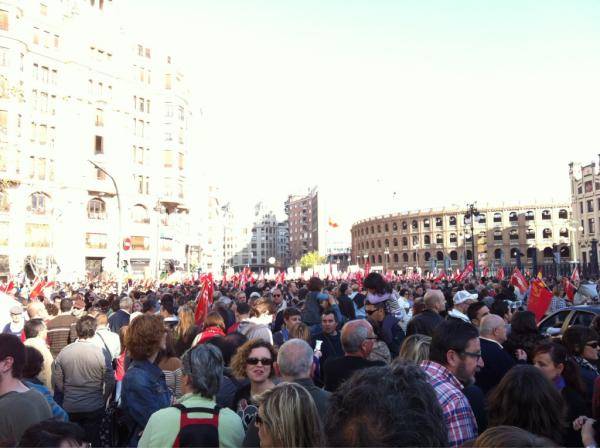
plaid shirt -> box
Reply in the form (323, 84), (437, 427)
(421, 361), (477, 447)
(549, 295), (568, 314)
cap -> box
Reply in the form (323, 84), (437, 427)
(453, 290), (478, 305)
(249, 292), (261, 299)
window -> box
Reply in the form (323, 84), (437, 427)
(131, 236), (149, 250)
(424, 235), (431, 245)
(402, 237), (408, 247)
(384, 239), (389, 247)
(411, 220), (418, 230)
(402, 253), (409, 262)
(525, 210), (534, 220)
(145, 47), (151, 58)
(435, 217), (442, 227)
(95, 109), (103, 127)
(25, 223), (50, 247)
(377, 224), (381, 233)
(449, 233), (457, 243)
(436, 251), (444, 261)
(588, 200), (594, 213)
(412, 236), (418, 246)
(494, 248), (503, 260)
(559, 228), (568, 238)
(542, 210), (551, 220)
(85, 233), (107, 249)
(137, 44), (143, 56)
(436, 234), (443, 244)
(29, 192), (49, 214)
(424, 218), (430, 228)
(132, 204), (149, 223)
(526, 228), (535, 239)
(589, 218), (595, 234)
(494, 229), (502, 241)
(450, 250), (458, 261)
(87, 198), (106, 219)
(402, 221), (407, 230)
(384, 223), (389, 232)
(559, 209), (568, 219)
(543, 228), (552, 239)
(509, 211), (518, 222)
(393, 238), (398, 247)
(509, 229), (519, 240)
(449, 216), (456, 226)
(0, 10), (8, 31)
(393, 254), (399, 263)
(543, 247), (554, 258)
(94, 135), (103, 154)
(392, 222), (398, 231)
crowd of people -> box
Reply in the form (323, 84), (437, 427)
(2, 271), (600, 447)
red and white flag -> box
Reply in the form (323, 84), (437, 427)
(29, 278), (46, 299)
(482, 266), (490, 277)
(571, 266), (580, 284)
(194, 273), (214, 325)
(455, 262), (474, 283)
(562, 277), (577, 301)
(510, 268), (529, 294)
(497, 267), (505, 281)
(434, 270), (447, 283)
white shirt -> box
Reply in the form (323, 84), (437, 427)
(91, 326), (121, 360)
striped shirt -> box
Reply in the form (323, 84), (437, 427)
(421, 360), (477, 447)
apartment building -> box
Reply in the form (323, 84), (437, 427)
(570, 159), (600, 266)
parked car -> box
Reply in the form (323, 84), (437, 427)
(538, 306), (600, 337)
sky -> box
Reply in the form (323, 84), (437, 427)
(122, 0), (600, 237)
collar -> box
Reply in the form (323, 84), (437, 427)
(448, 309), (470, 322)
(293, 377), (316, 388)
(480, 336), (503, 349)
(421, 360), (464, 390)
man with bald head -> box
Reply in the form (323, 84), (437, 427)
(322, 320), (385, 392)
(475, 314), (526, 395)
(406, 289), (445, 337)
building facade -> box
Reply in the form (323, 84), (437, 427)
(285, 187), (318, 265)
(351, 203), (572, 273)
(0, 0), (193, 281)
(570, 159), (600, 266)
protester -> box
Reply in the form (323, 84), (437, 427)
(311, 310), (343, 369)
(17, 420), (87, 448)
(563, 325), (600, 399)
(504, 310), (547, 362)
(421, 319), (481, 447)
(549, 284), (569, 313)
(336, 283), (356, 321)
(466, 302), (490, 328)
(108, 296), (132, 333)
(192, 311), (226, 346)
(325, 362), (448, 447)
(398, 333), (431, 364)
(302, 277), (333, 327)
(52, 315), (114, 446)
(406, 289), (445, 336)
(365, 289), (405, 358)
(448, 290), (478, 322)
(488, 364), (567, 444)
(272, 307), (301, 347)
(366, 316), (392, 363)
(121, 314), (171, 446)
(91, 312), (121, 361)
(322, 319), (385, 392)
(0, 334), (52, 446)
(173, 305), (200, 356)
(230, 338), (277, 429)
(139, 344), (244, 448)
(23, 318), (53, 389)
(2, 304), (24, 338)
(157, 330), (183, 399)
(46, 298), (78, 358)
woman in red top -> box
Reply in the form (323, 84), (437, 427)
(192, 311), (225, 346)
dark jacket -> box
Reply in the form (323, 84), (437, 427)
(475, 338), (517, 395)
(463, 384), (487, 433)
(242, 377), (330, 447)
(121, 360), (171, 444)
(337, 295), (356, 321)
(323, 355), (385, 392)
(312, 331), (344, 370)
(406, 309), (443, 337)
(504, 331), (547, 362)
(108, 309), (130, 334)
(302, 292), (324, 326)
(272, 328), (290, 348)
(562, 384), (589, 447)
(380, 314), (405, 358)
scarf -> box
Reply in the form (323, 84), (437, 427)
(574, 356), (600, 376)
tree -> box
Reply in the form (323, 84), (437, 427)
(300, 251), (325, 269)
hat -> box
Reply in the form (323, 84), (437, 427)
(453, 290), (478, 305)
(249, 292), (261, 299)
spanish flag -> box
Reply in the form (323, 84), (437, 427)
(328, 217), (339, 228)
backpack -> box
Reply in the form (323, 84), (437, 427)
(172, 403), (221, 448)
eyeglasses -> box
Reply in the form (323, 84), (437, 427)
(247, 357), (273, 366)
(461, 351), (482, 361)
(587, 342), (600, 349)
(272, 294), (282, 298)
(365, 309), (380, 315)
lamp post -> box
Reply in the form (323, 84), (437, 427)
(384, 247), (390, 273)
(87, 160), (122, 294)
(465, 203), (478, 274)
(154, 201), (166, 280)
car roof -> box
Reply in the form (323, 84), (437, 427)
(565, 305), (600, 313)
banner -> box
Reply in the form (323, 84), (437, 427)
(527, 278), (553, 322)
(455, 262), (474, 283)
(509, 268), (529, 294)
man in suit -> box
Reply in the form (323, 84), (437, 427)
(406, 289), (445, 337)
(475, 314), (526, 395)
(322, 320), (385, 392)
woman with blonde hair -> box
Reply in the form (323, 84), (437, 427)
(255, 382), (325, 448)
(173, 305), (199, 356)
(397, 334), (432, 364)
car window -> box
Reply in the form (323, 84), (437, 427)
(570, 311), (596, 328)
(539, 310), (571, 335)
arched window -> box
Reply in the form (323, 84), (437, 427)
(526, 210), (534, 220)
(543, 247), (553, 258)
(435, 217), (443, 227)
(526, 228), (535, 239)
(402, 253), (409, 262)
(392, 222), (398, 231)
(449, 233), (457, 243)
(364, 227), (368, 235)
(560, 246), (570, 258)
(377, 240), (382, 248)
(402, 237), (408, 247)
(132, 204), (149, 223)
(436, 234), (443, 244)
(559, 209), (568, 219)
(29, 192), (50, 215)
(478, 214), (486, 224)
(393, 253), (399, 262)
(436, 251), (444, 261)
(494, 248), (503, 260)
(377, 224), (381, 233)
(0, 191), (9, 212)
(542, 210), (551, 220)
(411, 220), (418, 230)
(510, 248), (520, 258)
(424, 235), (431, 245)
(466, 250), (473, 260)
(424, 252), (431, 261)
(559, 228), (568, 238)
(87, 198), (106, 220)
(402, 221), (407, 230)
(478, 231), (486, 244)
(384, 239), (389, 247)
(370, 225), (374, 233)
(543, 228), (552, 239)
(393, 238), (398, 247)
(450, 250), (458, 260)
(493, 212), (502, 223)
(449, 216), (457, 226)
(424, 218), (430, 228)
(377, 255), (382, 263)
(465, 233), (472, 242)
(509, 229), (519, 240)
(509, 211), (518, 222)
(494, 229), (502, 241)
(371, 255), (375, 263)
(384, 223), (389, 232)
(526, 247), (536, 259)
(412, 236), (418, 246)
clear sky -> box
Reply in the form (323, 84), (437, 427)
(123, 0), (600, 236)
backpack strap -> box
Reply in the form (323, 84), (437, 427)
(172, 403), (221, 448)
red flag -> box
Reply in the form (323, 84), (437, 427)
(194, 273), (214, 325)
(455, 262), (474, 283)
(497, 267), (505, 281)
(563, 277), (576, 301)
(509, 268), (529, 294)
(482, 266), (489, 277)
(258, 270), (265, 282)
(364, 260), (371, 276)
(222, 272), (227, 285)
(571, 267), (580, 283)
(328, 217), (339, 228)
(527, 278), (553, 322)
(30, 278), (46, 299)
(434, 270), (447, 283)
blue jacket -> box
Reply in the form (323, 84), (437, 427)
(24, 379), (69, 422)
(121, 360), (171, 444)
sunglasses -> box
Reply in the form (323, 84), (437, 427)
(587, 342), (600, 349)
(247, 357), (273, 366)
(365, 308), (380, 315)
(273, 294), (281, 297)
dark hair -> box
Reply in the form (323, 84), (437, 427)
(18, 419), (86, 448)
(488, 365), (566, 444)
(307, 277), (324, 292)
(467, 302), (488, 322)
(161, 298), (175, 315)
(490, 299), (509, 319)
(206, 332), (248, 366)
(325, 362), (448, 447)
(236, 302), (250, 315)
(363, 273), (387, 295)
(0, 334), (26, 378)
(429, 319), (479, 366)
(23, 346), (44, 379)
(511, 311), (539, 335)
(283, 307), (301, 321)
(24, 318), (45, 339)
(532, 341), (585, 395)
(321, 309), (338, 322)
(44, 302), (58, 317)
(473, 426), (558, 447)
(563, 325), (599, 357)
(59, 298), (73, 313)
(339, 283), (349, 295)
(75, 315), (97, 339)
(142, 300), (157, 314)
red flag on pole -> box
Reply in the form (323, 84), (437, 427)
(562, 277), (577, 301)
(497, 267), (505, 281)
(571, 266), (580, 283)
(509, 267), (529, 294)
(434, 270), (447, 283)
(455, 262), (474, 283)
(364, 260), (371, 276)
(30, 278), (46, 300)
(527, 278), (553, 322)
(194, 273), (214, 325)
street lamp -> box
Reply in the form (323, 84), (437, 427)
(154, 201), (166, 280)
(88, 160), (122, 294)
(465, 203), (479, 274)
(384, 247), (390, 272)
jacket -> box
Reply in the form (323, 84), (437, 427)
(302, 292), (325, 326)
(380, 314), (405, 358)
(24, 379), (69, 422)
(406, 309), (444, 337)
(475, 338), (517, 395)
(108, 309), (130, 334)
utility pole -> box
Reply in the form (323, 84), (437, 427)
(466, 203), (478, 275)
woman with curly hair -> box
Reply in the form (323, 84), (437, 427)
(230, 339), (277, 430)
(121, 315), (171, 445)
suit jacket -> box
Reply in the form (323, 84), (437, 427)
(323, 355), (385, 392)
(406, 309), (443, 337)
(475, 337), (516, 395)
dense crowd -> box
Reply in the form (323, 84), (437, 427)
(2, 271), (600, 447)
